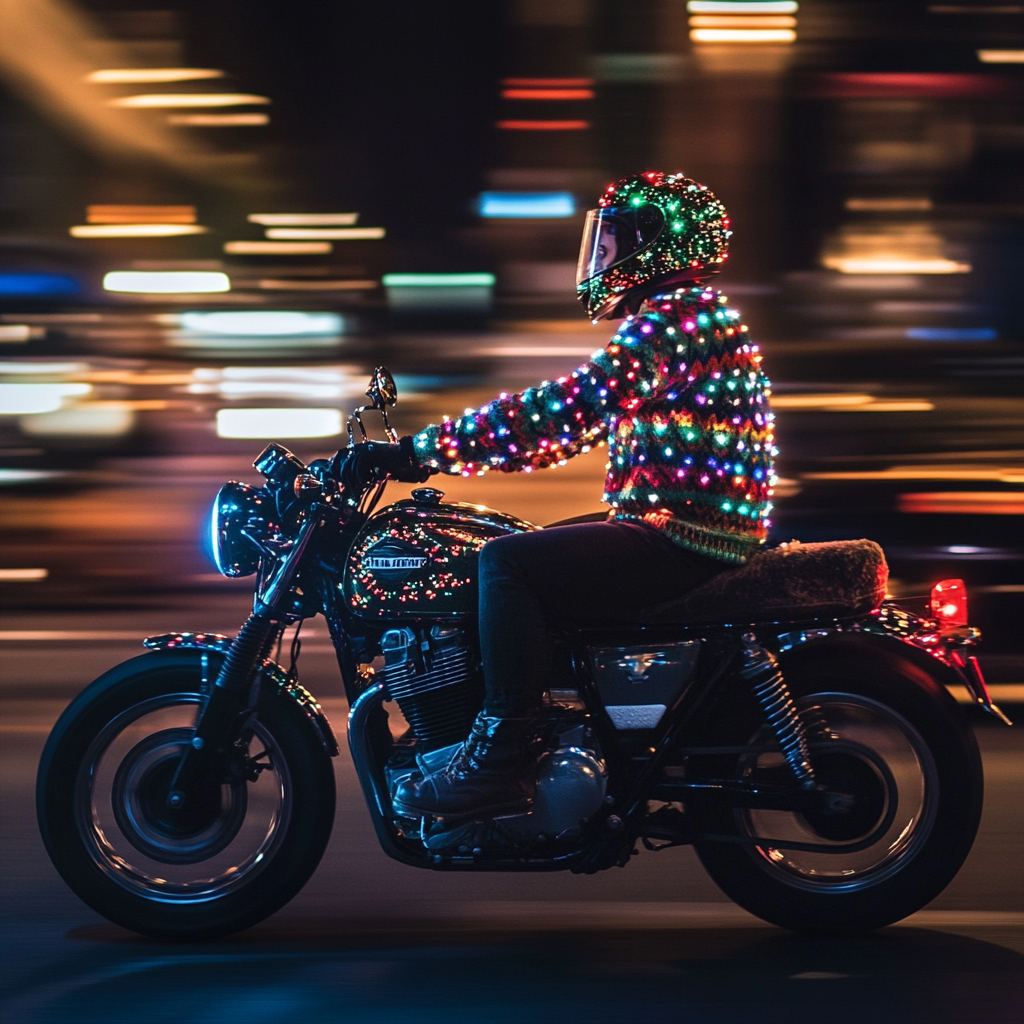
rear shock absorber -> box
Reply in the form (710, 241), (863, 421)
(740, 641), (815, 786)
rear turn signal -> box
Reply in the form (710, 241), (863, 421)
(931, 578), (968, 627)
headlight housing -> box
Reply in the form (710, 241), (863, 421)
(209, 481), (273, 577)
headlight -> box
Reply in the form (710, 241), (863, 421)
(209, 481), (271, 577)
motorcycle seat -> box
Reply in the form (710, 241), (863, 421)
(633, 538), (889, 626)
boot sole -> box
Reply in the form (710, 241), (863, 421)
(392, 795), (533, 822)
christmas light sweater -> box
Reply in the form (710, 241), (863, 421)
(412, 286), (776, 563)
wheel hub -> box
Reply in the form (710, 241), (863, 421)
(800, 751), (886, 842)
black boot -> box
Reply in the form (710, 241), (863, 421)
(393, 712), (540, 820)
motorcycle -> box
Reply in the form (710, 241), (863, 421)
(37, 367), (1009, 939)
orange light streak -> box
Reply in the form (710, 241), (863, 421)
(898, 492), (1024, 514)
(502, 77), (594, 87)
(497, 120), (590, 131)
(501, 88), (594, 100)
(87, 205), (196, 224)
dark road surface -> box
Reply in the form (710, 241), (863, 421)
(2, 597), (1023, 1024)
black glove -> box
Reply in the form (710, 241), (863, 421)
(331, 436), (433, 495)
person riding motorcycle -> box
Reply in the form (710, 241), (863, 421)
(341, 171), (777, 820)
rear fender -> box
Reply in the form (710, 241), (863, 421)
(143, 633), (339, 756)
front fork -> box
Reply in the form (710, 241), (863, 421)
(167, 511), (323, 807)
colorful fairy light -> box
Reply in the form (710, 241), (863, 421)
(414, 286), (774, 563)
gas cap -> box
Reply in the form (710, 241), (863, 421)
(411, 487), (445, 505)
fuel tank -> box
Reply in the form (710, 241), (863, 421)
(341, 495), (536, 620)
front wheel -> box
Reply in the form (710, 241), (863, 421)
(691, 644), (983, 934)
(37, 649), (336, 939)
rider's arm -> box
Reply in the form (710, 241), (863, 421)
(411, 309), (685, 475)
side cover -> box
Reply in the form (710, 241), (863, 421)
(339, 499), (535, 621)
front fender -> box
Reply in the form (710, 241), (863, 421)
(143, 632), (339, 756)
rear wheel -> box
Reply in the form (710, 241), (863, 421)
(691, 645), (983, 933)
(37, 650), (336, 939)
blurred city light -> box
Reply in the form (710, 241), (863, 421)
(224, 241), (332, 254)
(87, 205), (196, 223)
(976, 50), (1024, 63)
(257, 278), (376, 291)
(248, 213), (359, 226)
(502, 77), (594, 87)
(20, 403), (135, 436)
(689, 16), (797, 27)
(898, 493), (1024, 515)
(0, 273), (81, 297)
(687, 0), (797, 10)
(825, 257), (971, 274)
(0, 469), (64, 486)
(108, 94), (270, 108)
(103, 271), (231, 293)
(215, 407), (342, 439)
(0, 568), (48, 580)
(501, 88), (594, 100)
(168, 114), (269, 126)
(383, 273), (495, 314)
(86, 69), (226, 84)
(264, 227), (385, 239)
(905, 328), (997, 342)
(478, 192), (575, 218)
(845, 198), (933, 212)
(0, 382), (91, 415)
(191, 366), (361, 400)
(497, 120), (590, 130)
(690, 28), (796, 42)
(70, 224), (207, 238)
(178, 311), (343, 336)
(0, 326), (44, 343)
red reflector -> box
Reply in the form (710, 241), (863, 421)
(930, 578), (968, 627)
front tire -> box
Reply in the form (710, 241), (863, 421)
(691, 643), (983, 933)
(37, 650), (336, 940)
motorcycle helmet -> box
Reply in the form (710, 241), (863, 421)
(576, 171), (731, 320)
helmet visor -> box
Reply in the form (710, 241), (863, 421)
(576, 204), (665, 285)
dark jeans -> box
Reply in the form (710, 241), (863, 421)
(478, 520), (729, 715)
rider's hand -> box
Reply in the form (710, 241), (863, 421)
(331, 436), (433, 493)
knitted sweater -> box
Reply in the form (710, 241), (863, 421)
(412, 286), (777, 563)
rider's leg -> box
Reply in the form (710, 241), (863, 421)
(393, 521), (728, 819)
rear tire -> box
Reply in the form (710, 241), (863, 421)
(691, 643), (983, 934)
(37, 650), (336, 939)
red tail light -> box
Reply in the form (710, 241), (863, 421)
(931, 578), (968, 627)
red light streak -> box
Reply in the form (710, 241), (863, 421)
(502, 77), (594, 87)
(501, 88), (594, 100)
(497, 120), (591, 131)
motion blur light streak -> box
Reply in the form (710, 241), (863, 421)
(191, 366), (359, 401)
(264, 227), (385, 240)
(898, 493), (1024, 515)
(689, 16), (797, 27)
(70, 224), (208, 238)
(805, 467), (1024, 483)
(108, 94), (271, 108)
(103, 271), (230, 294)
(0, 273), (80, 297)
(19, 403), (135, 436)
(0, 326), (40, 342)
(977, 50), (1024, 63)
(0, 361), (88, 375)
(501, 78), (594, 87)
(687, 1), (798, 10)
(0, 568), (48, 581)
(478, 192), (575, 218)
(825, 257), (971, 274)
(178, 311), (342, 336)
(845, 198), (933, 211)
(0, 382), (91, 415)
(86, 69), (226, 84)
(0, 469), (63, 485)
(771, 393), (874, 409)
(168, 114), (269, 126)
(215, 408), (342, 439)
(501, 88), (594, 100)
(382, 274), (495, 287)
(224, 241), (332, 255)
(497, 120), (590, 130)
(690, 28), (796, 42)
(87, 205), (196, 223)
(256, 279), (376, 291)
(248, 213), (359, 226)
(906, 328), (997, 341)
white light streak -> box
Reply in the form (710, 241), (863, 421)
(86, 69), (225, 83)
(103, 271), (231, 293)
(0, 568), (48, 581)
(264, 227), (385, 240)
(223, 241), (332, 255)
(688, 1), (797, 9)
(248, 213), (359, 226)
(977, 50), (1024, 62)
(70, 224), (207, 238)
(108, 94), (270, 108)
(0, 382), (91, 415)
(178, 311), (343, 336)
(215, 407), (343, 439)
(690, 27), (796, 42)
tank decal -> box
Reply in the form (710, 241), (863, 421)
(343, 500), (535, 619)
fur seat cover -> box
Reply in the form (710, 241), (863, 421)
(635, 539), (888, 625)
